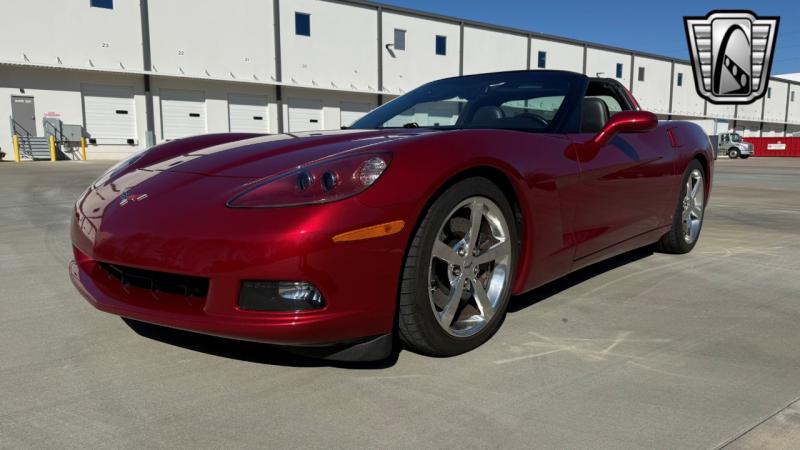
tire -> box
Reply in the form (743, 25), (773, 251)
(656, 160), (706, 254)
(398, 177), (518, 356)
(728, 148), (739, 159)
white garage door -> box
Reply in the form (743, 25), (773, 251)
(340, 101), (372, 128)
(228, 94), (270, 133)
(288, 98), (323, 132)
(82, 84), (137, 144)
(160, 89), (206, 140)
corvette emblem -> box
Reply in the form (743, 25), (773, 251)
(684, 10), (779, 104)
(119, 191), (148, 206)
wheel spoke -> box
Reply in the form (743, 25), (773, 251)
(471, 278), (494, 320)
(433, 240), (461, 264)
(467, 200), (483, 249)
(685, 180), (692, 198)
(475, 240), (510, 265)
(438, 275), (465, 327)
(690, 176), (700, 198)
(691, 205), (703, 218)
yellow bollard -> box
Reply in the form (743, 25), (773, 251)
(80, 137), (87, 161)
(12, 135), (20, 162)
(49, 135), (56, 162)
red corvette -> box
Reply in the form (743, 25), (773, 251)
(70, 71), (713, 360)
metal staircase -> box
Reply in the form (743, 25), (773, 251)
(10, 116), (84, 161)
(17, 135), (53, 160)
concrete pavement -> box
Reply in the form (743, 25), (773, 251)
(1, 157), (799, 449)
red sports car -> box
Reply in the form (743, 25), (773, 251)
(70, 71), (713, 361)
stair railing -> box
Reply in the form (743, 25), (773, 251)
(43, 121), (81, 160)
(9, 117), (35, 159)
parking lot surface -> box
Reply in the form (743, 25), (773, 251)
(1, 157), (799, 449)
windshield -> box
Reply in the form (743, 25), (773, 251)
(730, 133), (742, 142)
(351, 71), (578, 133)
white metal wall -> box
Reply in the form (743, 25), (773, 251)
(670, 63), (705, 117)
(764, 81), (789, 123)
(0, 0), (143, 71)
(632, 56), (671, 114)
(148, 0), (276, 82)
(381, 12), (460, 94)
(530, 38), (583, 73)
(280, 0), (378, 91)
(585, 48), (630, 87)
(463, 27), (527, 75)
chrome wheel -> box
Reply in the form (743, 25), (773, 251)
(682, 169), (704, 244)
(428, 197), (512, 337)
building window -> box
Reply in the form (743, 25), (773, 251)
(677, 72), (683, 87)
(638, 67), (645, 82)
(394, 29), (406, 51)
(435, 35), (447, 55)
(616, 63), (623, 79)
(537, 51), (546, 69)
(90, 0), (113, 9)
(295, 13), (311, 36)
(767, 87), (772, 98)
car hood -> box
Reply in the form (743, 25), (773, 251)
(142, 129), (435, 179)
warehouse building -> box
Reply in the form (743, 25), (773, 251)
(1, 0), (799, 161)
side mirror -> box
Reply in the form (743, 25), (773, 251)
(589, 111), (658, 147)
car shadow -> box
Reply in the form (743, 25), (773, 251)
(123, 246), (654, 368)
(508, 245), (655, 313)
(123, 318), (401, 370)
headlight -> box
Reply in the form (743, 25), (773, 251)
(227, 152), (392, 208)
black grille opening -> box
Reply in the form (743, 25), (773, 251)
(99, 262), (209, 298)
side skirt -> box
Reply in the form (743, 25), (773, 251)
(570, 226), (672, 273)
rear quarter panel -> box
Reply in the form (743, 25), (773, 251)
(668, 121), (715, 200)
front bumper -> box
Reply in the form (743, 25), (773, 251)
(69, 182), (416, 346)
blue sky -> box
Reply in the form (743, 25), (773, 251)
(380, 0), (800, 75)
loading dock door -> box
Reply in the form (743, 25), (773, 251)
(288, 98), (323, 132)
(340, 101), (371, 128)
(160, 89), (207, 140)
(228, 94), (270, 133)
(11, 96), (37, 136)
(82, 85), (137, 144)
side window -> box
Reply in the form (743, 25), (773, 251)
(295, 13), (311, 36)
(435, 35), (447, 55)
(581, 82), (632, 133)
(500, 96), (565, 122)
(91, 0), (113, 9)
(382, 97), (466, 128)
(590, 95), (623, 114)
(394, 29), (406, 51)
